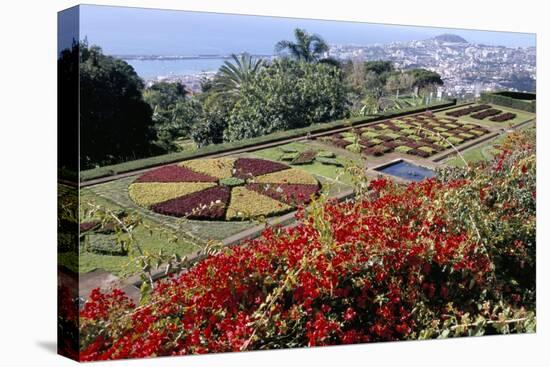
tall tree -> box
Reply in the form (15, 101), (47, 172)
(76, 43), (160, 168)
(224, 59), (348, 141)
(143, 81), (202, 151)
(212, 53), (265, 97)
(275, 28), (332, 63)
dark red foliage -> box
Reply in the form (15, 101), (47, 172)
(382, 141), (399, 149)
(246, 183), (320, 205)
(362, 139), (380, 148)
(471, 109), (502, 120)
(151, 186), (231, 219)
(445, 104), (491, 117)
(80, 221), (100, 233)
(234, 158), (289, 179)
(331, 138), (351, 149)
(490, 113), (517, 122)
(377, 135), (395, 142)
(408, 149), (431, 158)
(135, 165), (218, 183)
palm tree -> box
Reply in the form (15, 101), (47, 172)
(275, 28), (331, 63)
(212, 53), (265, 96)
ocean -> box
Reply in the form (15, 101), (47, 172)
(125, 59), (227, 79)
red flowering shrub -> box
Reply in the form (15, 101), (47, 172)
(79, 130), (535, 361)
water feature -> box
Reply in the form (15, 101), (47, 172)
(375, 160), (435, 182)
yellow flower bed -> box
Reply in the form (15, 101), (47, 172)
(128, 182), (216, 207)
(253, 168), (318, 185)
(226, 187), (291, 220)
(179, 158), (236, 179)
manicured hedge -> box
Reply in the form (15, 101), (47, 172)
(80, 100), (457, 182)
(480, 91), (536, 113)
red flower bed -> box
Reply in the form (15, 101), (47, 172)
(247, 183), (319, 205)
(489, 113), (517, 122)
(136, 165), (217, 183)
(234, 158), (289, 179)
(151, 186), (231, 219)
(471, 109), (502, 120)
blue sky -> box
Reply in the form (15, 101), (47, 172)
(68, 4), (535, 55)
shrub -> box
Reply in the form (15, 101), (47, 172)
(447, 136), (464, 145)
(79, 135), (535, 359)
(418, 146), (435, 154)
(292, 151), (318, 165)
(361, 131), (380, 139)
(346, 143), (363, 153)
(85, 234), (128, 256)
(316, 150), (335, 158)
(280, 146), (298, 153)
(395, 145), (413, 153)
(316, 157), (343, 166)
(225, 59), (348, 141)
(219, 177), (245, 187)
(480, 91), (535, 112)
(281, 152), (300, 161)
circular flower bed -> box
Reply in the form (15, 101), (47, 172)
(128, 158), (320, 220)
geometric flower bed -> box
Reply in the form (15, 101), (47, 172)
(471, 108), (502, 120)
(446, 104), (517, 122)
(445, 104), (491, 117)
(279, 147), (343, 167)
(128, 158), (320, 221)
(489, 112), (517, 122)
(319, 113), (490, 158)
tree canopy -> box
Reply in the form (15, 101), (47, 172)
(143, 81), (202, 151)
(275, 28), (333, 64)
(224, 59), (348, 141)
(76, 43), (160, 168)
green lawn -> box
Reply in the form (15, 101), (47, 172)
(58, 188), (202, 276)
(446, 124), (535, 167)
(436, 104), (535, 128)
(250, 141), (359, 186)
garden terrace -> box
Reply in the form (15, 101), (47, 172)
(435, 103), (535, 128)
(79, 100), (457, 183)
(316, 113), (491, 159)
(78, 129), (536, 359)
